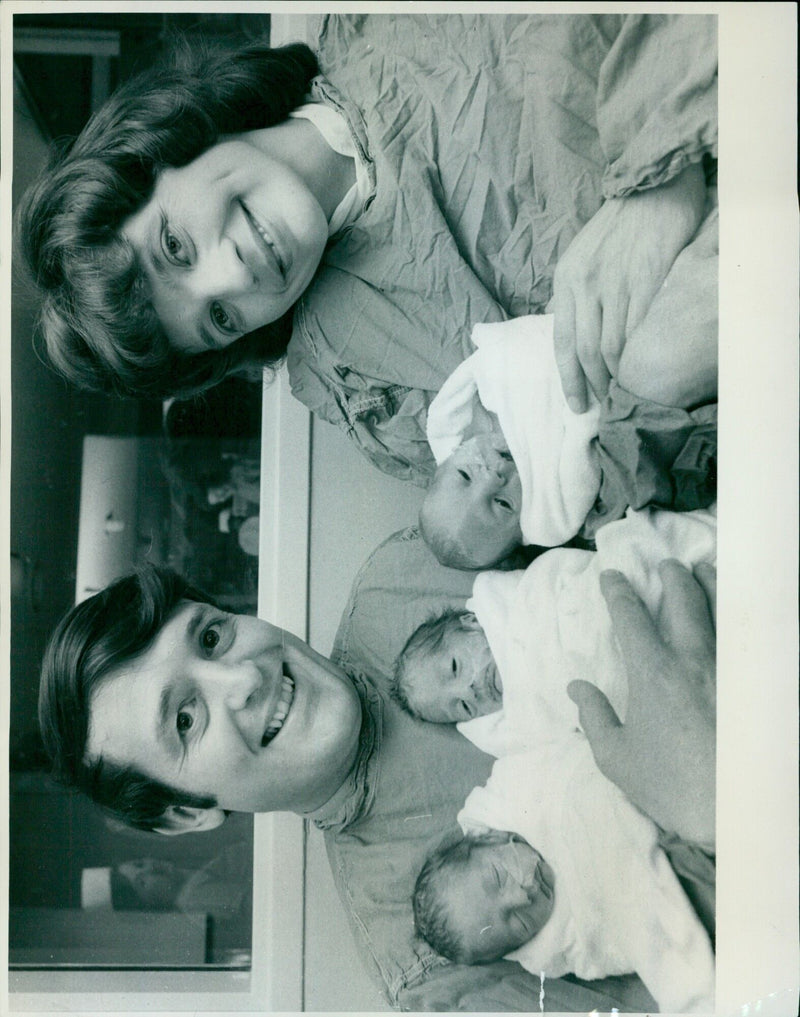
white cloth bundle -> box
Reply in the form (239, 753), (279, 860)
(458, 504), (717, 758)
(425, 315), (601, 546)
(458, 741), (716, 1013)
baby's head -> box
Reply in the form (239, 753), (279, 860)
(420, 434), (523, 570)
(413, 830), (556, 965)
(393, 610), (502, 723)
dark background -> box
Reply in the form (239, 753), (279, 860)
(10, 12), (272, 966)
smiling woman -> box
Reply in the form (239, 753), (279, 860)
(119, 133), (344, 354)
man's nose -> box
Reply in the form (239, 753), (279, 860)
(201, 659), (262, 712)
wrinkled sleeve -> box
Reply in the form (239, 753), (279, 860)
(597, 14), (718, 197)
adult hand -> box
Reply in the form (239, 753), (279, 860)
(568, 561), (716, 848)
(551, 163), (707, 412)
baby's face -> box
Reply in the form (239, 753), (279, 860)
(449, 838), (556, 963)
(425, 435), (523, 567)
(408, 615), (503, 722)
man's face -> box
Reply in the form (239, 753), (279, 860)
(425, 436), (523, 567)
(85, 602), (363, 819)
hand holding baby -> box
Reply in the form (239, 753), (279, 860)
(568, 561), (716, 849)
(550, 163), (707, 412)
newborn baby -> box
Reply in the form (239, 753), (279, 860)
(413, 830), (555, 964)
(418, 431), (525, 572)
(420, 314), (717, 569)
(413, 741), (715, 1014)
(396, 505), (717, 752)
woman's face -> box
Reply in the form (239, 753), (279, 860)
(121, 139), (329, 354)
(85, 602), (363, 817)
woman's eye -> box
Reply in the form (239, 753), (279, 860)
(460, 699), (473, 719)
(451, 657), (458, 676)
(210, 301), (235, 334)
(494, 496), (513, 512)
(176, 703), (195, 736)
(162, 226), (189, 266)
(457, 469), (470, 483)
(201, 624), (222, 655)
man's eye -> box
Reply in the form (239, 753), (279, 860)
(451, 657), (458, 675)
(211, 301), (235, 334)
(162, 226), (189, 266)
(176, 704), (195, 736)
(494, 496), (513, 511)
(460, 699), (473, 719)
(457, 469), (470, 483)
(201, 624), (222, 654)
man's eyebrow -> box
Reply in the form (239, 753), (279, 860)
(157, 685), (175, 751)
(185, 604), (207, 645)
(155, 605), (207, 750)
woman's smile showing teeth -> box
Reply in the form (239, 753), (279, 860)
(261, 673), (295, 747)
(241, 201), (286, 279)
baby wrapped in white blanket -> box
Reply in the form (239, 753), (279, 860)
(399, 507), (716, 1011)
(458, 504), (717, 757)
(426, 314), (599, 550)
(455, 738), (716, 1013)
(421, 314), (717, 569)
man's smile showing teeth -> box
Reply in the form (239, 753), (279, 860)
(261, 674), (295, 746)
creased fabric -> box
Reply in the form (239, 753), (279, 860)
(288, 13), (718, 481)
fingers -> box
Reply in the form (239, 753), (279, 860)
(552, 287), (589, 413)
(657, 560), (716, 658)
(567, 679), (622, 773)
(599, 299), (628, 379)
(599, 569), (663, 674)
(574, 300), (611, 402)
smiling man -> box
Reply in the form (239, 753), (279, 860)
(39, 560), (714, 1012)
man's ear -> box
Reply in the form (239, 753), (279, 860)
(459, 611), (482, 631)
(153, 805), (227, 836)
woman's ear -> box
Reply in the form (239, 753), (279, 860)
(459, 611), (482, 631)
(154, 805), (227, 836)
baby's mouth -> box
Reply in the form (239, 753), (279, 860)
(261, 672), (295, 747)
(481, 661), (502, 702)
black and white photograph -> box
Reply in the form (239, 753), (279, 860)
(2, 4), (797, 1015)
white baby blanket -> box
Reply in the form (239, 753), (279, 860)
(458, 504), (717, 758)
(459, 740), (716, 1012)
(425, 315), (601, 546)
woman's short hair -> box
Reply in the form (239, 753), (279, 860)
(16, 38), (319, 398)
(38, 564), (218, 831)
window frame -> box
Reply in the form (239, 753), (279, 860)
(10, 373), (310, 1012)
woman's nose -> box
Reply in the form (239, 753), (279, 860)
(199, 238), (254, 295)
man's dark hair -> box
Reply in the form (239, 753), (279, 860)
(38, 564), (219, 831)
